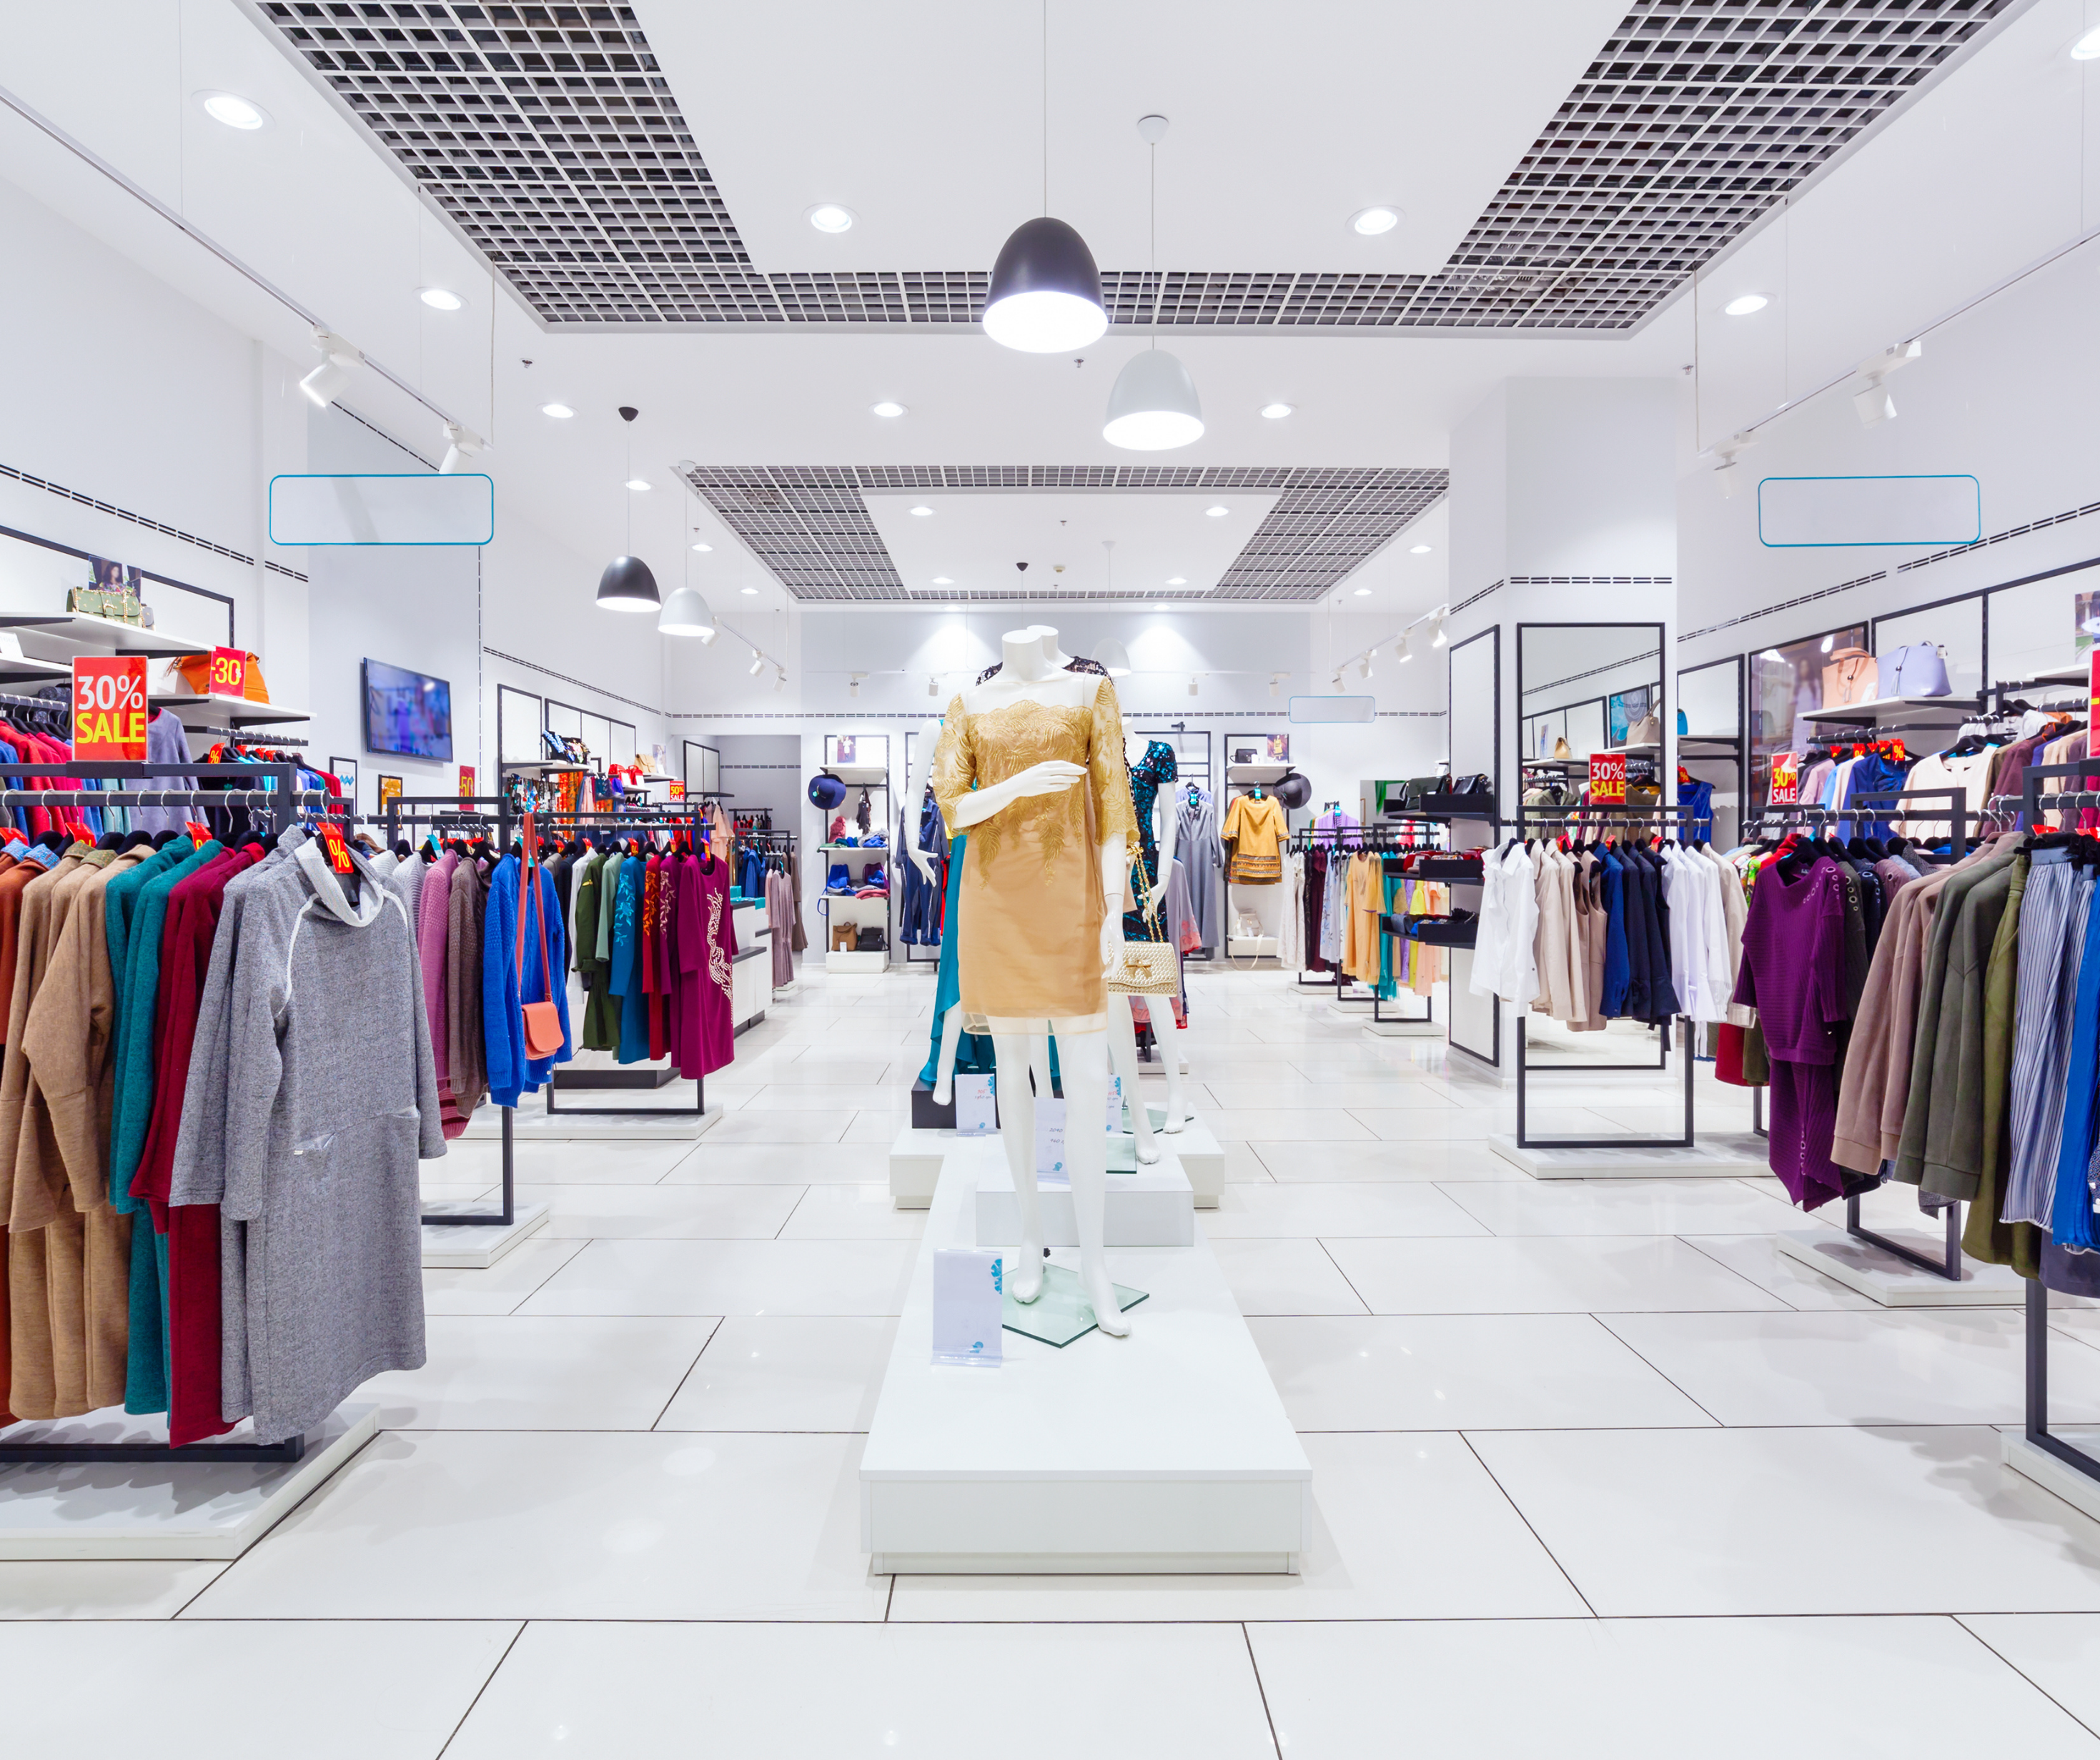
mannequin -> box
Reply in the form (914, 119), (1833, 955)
(932, 627), (1136, 1334)
(1110, 728), (1193, 1135)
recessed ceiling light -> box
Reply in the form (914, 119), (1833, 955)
(1167, 577), (1187, 585)
(741, 586), (758, 595)
(1349, 206), (1402, 236)
(910, 505), (933, 517)
(198, 91), (269, 130)
(1205, 506), (1229, 517)
(418, 287), (465, 312)
(540, 402), (575, 419)
(1260, 402), (1294, 419)
(2074, 25), (2100, 56)
(691, 541), (712, 552)
(625, 478), (651, 492)
(1353, 587), (1372, 597)
(946, 603), (961, 612)
(1723, 293), (1770, 317)
(806, 203), (856, 233)
(871, 401), (906, 418)
(932, 576), (953, 585)
(1154, 603), (1169, 612)
(1410, 544), (1432, 555)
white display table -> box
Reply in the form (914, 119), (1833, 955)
(890, 1118), (1225, 1208)
(860, 1144), (1309, 1574)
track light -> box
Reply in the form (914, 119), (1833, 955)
(1330, 672), (1343, 690)
(1712, 430), (1755, 499)
(1395, 631), (1413, 664)
(774, 670), (786, 693)
(927, 675), (939, 697)
(748, 653), (765, 676)
(1359, 657), (1372, 680)
(1853, 339), (1921, 428)
(1269, 672), (1285, 697)
(297, 329), (362, 408)
(439, 422), (484, 475)
(1187, 675), (1199, 697)
(848, 672), (864, 698)
(1430, 612), (1449, 649)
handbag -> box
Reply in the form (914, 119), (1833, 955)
(1881, 642), (1951, 697)
(1821, 646), (1878, 707)
(1626, 712), (1663, 747)
(515, 820), (567, 1060)
(1109, 864), (1181, 995)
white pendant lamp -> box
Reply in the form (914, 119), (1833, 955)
(658, 585), (712, 636)
(1090, 638), (1131, 677)
(984, 4), (1106, 353)
(597, 406), (660, 613)
(1104, 116), (1202, 452)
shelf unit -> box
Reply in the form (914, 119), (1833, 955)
(820, 737), (893, 971)
(1798, 695), (1974, 729)
(0, 613), (214, 657)
(150, 692), (310, 730)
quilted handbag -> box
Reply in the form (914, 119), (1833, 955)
(1881, 642), (1951, 697)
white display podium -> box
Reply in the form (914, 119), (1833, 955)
(860, 1147), (1309, 1574)
(890, 1118), (1225, 1209)
(969, 1135), (1194, 1246)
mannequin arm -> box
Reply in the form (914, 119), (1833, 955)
(944, 760), (1086, 830)
(1099, 830), (1128, 973)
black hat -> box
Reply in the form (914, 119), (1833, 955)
(1273, 770), (1313, 810)
(808, 772), (848, 810)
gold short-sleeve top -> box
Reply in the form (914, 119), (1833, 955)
(928, 674), (1138, 1029)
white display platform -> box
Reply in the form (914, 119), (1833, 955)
(420, 1200), (550, 1269)
(0, 1403), (377, 1560)
(1364, 1016), (1440, 1038)
(890, 1119), (1224, 1209)
(462, 1098), (725, 1141)
(1775, 1228), (2024, 1306)
(861, 1153), (1309, 1574)
(1490, 1130), (1769, 1178)
(827, 949), (890, 974)
(2004, 1429), (2100, 1525)
(969, 1138), (1194, 1247)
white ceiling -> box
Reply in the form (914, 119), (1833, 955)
(638, 0), (1628, 276)
(862, 489), (1282, 600)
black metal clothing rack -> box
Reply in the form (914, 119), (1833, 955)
(0, 760), (317, 1466)
(1292, 820), (1447, 1000)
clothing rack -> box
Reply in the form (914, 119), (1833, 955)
(2017, 762), (2100, 1496)
(0, 760), (312, 1464)
(522, 801), (713, 1118)
(1291, 820), (1447, 1001)
(1750, 786), (1976, 1280)
(1507, 800), (1700, 1143)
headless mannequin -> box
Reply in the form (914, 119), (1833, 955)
(942, 628), (1131, 1334)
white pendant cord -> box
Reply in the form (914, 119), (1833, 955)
(1041, 0), (1049, 217)
(1149, 139), (1158, 347)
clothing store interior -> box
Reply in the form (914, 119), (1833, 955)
(15, 2), (2100, 1753)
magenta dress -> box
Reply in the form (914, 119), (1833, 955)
(673, 850), (737, 1078)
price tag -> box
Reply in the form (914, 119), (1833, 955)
(184, 820), (212, 843)
(930, 1247), (1003, 1367)
(1769, 752), (1801, 807)
(1034, 1096), (1069, 1190)
(1588, 751), (1628, 806)
(207, 646), (247, 699)
(317, 819), (355, 874)
(954, 1073), (997, 1136)
(1106, 1073), (1124, 1135)
(70, 655), (149, 761)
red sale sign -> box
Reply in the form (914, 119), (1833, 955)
(71, 655), (149, 761)
(1588, 751), (1628, 806)
(207, 646), (247, 699)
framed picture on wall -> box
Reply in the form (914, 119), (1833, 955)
(377, 775), (402, 811)
(330, 757), (358, 809)
(835, 734), (858, 763)
(1265, 734), (1291, 760)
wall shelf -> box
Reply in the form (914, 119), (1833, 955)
(151, 692), (309, 728)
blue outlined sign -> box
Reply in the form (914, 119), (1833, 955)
(1757, 474), (1981, 549)
(269, 473), (494, 546)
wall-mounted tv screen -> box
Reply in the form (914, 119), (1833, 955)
(363, 657), (453, 762)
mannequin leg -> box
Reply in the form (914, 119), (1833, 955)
(1151, 1005), (1191, 1131)
(931, 1003), (964, 1105)
(1051, 1032), (1127, 1338)
(991, 1033), (1044, 1302)
(1107, 998), (1160, 1164)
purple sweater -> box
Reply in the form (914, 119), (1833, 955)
(1733, 855), (1848, 1065)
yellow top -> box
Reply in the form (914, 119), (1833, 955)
(931, 675), (1137, 1030)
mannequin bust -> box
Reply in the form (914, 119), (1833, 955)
(932, 626), (1135, 1334)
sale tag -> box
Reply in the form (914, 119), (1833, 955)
(184, 820), (212, 843)
(1034, 1096), (1069, 1190)
(954, 1073), (997, 1136)
(931, 1247), (1004, 1367)
(71, 655), (149, 761)
(207, 646), (247, 699)
(1589, 751), (1628, 806)
(1769, 752), (1801, 807)
(667, 780), (686, 800)
(457, 765), (476, 798)
(317, 819), (354, 874)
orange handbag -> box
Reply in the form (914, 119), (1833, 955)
(516, 826), (567, 1060)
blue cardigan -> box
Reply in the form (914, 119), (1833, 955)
(483, 856), (573, 1106)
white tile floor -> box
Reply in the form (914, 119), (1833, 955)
(17, 965), (2100, 1756)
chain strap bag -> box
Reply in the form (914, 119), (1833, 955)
(515, 815), (568, 1060)
(1108, 862), (1180, 995)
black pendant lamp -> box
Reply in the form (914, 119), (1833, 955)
(596, 405), (660, 613)
(983, 2), (1106, 354)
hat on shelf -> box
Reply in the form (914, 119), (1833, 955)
(1272, 770), (1312, 810)
(808, 771), (848, 810)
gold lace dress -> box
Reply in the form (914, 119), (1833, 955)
(931, 675), (1139, 1031)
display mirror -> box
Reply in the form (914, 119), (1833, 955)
(1516, 623), (1664, 820)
